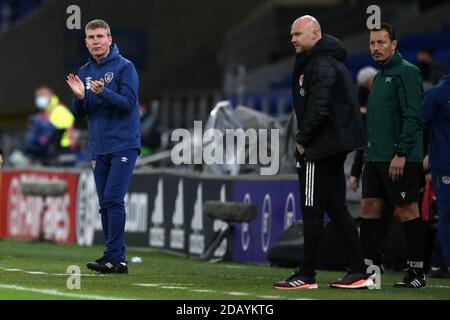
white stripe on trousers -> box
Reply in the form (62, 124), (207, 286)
(305, 161), (315, 206)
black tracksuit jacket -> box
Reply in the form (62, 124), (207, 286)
(293, 34), (367, 161)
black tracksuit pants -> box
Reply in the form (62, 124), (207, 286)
(296, 152), (365, 277)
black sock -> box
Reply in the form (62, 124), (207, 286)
(360, 218), (382, 266)
(402, 218), (427, 273)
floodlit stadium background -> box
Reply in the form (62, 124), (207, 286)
(0, 0), (449, 300)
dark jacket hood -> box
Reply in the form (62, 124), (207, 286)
(309, 34), (347, 61)
(295, 34), (347, 68)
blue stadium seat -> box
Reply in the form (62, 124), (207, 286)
(399, 49), (419, 65)
(270, 73), (292, 90)
(400, 30), (450, 51)
(345, 53), (377, 83)
(435, 48), (450, 67)
(9, 0), (43, 24)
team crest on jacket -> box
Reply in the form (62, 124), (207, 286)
(104, 72), (114, 83)
(299, 74), (304, 86)
(442, 176), (450, 185)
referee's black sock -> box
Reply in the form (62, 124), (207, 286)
(360, 218), (382, 267)
(403, 217), (427, 274)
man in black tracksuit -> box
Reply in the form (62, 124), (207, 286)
(273, 15), (373, 289)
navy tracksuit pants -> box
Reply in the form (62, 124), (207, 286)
(92, 149), (138, 263)
(432, 171), (450, 268)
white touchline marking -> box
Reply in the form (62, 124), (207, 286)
(135, 284), (220, 293)
(134, 283), (193, 287)
(257, 295), (282, 299)
(134, 283), (160, 287)
(225, 292), (250, 296)
(384, 282), (450, 289)
(133, 283), (316, 300)
(431, 285), (450, 289)
(1, 267), (105, 277)
(50, 273), (106, 277)
(26, 271), (47, 275)
(3, 269), (23, 272)
(0, 284), (133, 300)
(134, 284), (222, 294)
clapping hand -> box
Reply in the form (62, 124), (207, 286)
(89, 79), (105, 95)
(66, 74), (85, 100)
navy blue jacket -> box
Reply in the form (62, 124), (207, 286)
(25, 113), (56, 159)
(71, 44), (141, 155)
(423, 73), (450, 173)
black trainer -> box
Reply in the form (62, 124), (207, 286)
(329, 272), (375, 289)
(94, 256), (108, 263)
(85, 256), (107, 270)
(87, 259), (128, 274)
(273, 269), (318, 290)
(394, 268), (426, 288)
(430, 267), (450, 279)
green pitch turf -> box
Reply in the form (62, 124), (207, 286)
(0, 239), (449, 300)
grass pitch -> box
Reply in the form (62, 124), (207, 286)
(0, 239), (449, 300)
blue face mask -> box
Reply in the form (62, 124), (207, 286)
(35, 96), (50, 111)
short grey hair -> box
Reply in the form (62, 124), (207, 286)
(85, 19), (111, 37)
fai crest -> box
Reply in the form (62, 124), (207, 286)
(442, 176), (450, 185)
(299, 74), (304, 86)
(104, 72), (114, 84)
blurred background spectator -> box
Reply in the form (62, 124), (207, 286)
(417, 48), (448, 92)
(139, 100), (162, 157)
(355, 66), (377, 115)
(25, 86), (76, 166)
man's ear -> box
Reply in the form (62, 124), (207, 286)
(391, 39), (398, 52)
(312, 29), (319, 40)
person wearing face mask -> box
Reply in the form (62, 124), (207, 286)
(25, 86), (76, 165)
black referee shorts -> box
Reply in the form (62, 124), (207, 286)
(362, 161), (422, 205)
